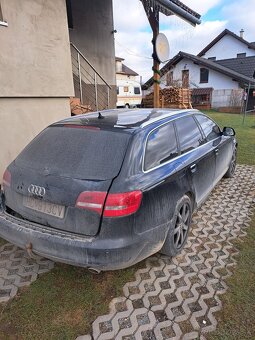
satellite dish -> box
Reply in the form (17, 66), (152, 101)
(155, 33), (170, 63)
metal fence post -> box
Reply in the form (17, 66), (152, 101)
(107, 87), (110, 109)
(77, 53), (83, 105)
(95, 72), (99, 111)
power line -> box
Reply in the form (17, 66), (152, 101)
(115, 40), (153, 60)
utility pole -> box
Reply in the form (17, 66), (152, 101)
(143, 3), (160, 108)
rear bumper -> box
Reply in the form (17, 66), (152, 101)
(0, 198), (167, 271)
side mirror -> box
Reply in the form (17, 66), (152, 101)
(223, 127), (235, 137)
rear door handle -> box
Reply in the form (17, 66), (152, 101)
(215, 148), (219, 156)
(190, 164), (197, 173)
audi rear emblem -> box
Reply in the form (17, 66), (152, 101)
(28, 184), (46, 197)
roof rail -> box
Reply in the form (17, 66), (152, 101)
(141, 109), (198, 128)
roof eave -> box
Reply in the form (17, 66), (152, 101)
(198, 29), (255, 57)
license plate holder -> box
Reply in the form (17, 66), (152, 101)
(23, 196), (65, 219)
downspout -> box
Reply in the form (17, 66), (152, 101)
(243, 82), (250, 125)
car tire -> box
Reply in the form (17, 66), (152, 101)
(160, 195), (193, 257)
(224, 146), (237, 178)
(125, 104), (130, 109)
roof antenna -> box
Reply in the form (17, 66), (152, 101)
(98, 112), (104, 119)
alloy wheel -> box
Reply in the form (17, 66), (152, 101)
(230, 148), (237, 175)
(174, 202), (191, 249)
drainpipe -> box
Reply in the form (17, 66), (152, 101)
(243, 82), (250, 124)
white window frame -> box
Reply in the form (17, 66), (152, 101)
(0, 3), (8, 27)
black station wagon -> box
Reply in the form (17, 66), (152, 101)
(0, 109), (237, 272)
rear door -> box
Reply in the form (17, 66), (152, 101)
(5, 125), (130, 236)
(175, 115), (215, 205)
(195, 114), (232, 184)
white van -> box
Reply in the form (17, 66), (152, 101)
(117, 80), (142, 108)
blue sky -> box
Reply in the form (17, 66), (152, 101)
(113, 0), (255, 81)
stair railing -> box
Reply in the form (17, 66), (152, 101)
(70, 42), (112, 111)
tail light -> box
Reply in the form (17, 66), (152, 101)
(76, 190), (142, 217)
(3, 169), (11, 188)
(104, 191), (142, 217)
(76, 191), (107, 214)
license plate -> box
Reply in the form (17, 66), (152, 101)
(23, 196), (65, 219)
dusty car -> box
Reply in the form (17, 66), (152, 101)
(0, 109), (237, 271)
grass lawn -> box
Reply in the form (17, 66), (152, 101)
(208, 213), (255, 340)
(0, 262), (144, 340)
(203, 111), (255, 165)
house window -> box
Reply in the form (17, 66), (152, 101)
(182, 70), (189, 88)
(134, 87), (141, 95)
(124, 86), (129, 92)
(208, 57), (216, 61)
(166, 71), (173, 86)
(200, 68), (209, 83)
(0, 2), (8, 27)
(237, 53), (246, 58)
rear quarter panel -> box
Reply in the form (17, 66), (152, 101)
(109, 128), (194, 236)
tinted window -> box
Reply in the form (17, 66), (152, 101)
(134, 87), (141, 94)
(195, 115), (221, 141)
(200, 68), (209, 83)
(15, 126), (130, 181)
(144, 123), (178, 171)
(175, 116), (204, 154)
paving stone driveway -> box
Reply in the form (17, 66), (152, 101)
(0, 165), (254, 340)
(0, 246), (54, 303)
(82, 165), (255, 340)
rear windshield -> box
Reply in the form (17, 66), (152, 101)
(15, 126), (130, 180)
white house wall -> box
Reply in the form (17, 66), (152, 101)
(172, 58), (240, 90)
(116, 74), (138, 82)
(203, 35), (255, 59)
(211, 89), (242, 108)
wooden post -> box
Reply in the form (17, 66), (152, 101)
(152, 12), (160, 108)
(142, 3), (160, 108)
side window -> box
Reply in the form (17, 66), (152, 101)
(116, 87), (119, 95)
(144, 122), (178, 171)
(134, 87), (141, 95)
(166, 71), (173, 86)
(175, 116), (204, 154)
(195, 115), (221, 141)
(124, 86), (129, 93)
(200, 68), (209, 83)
